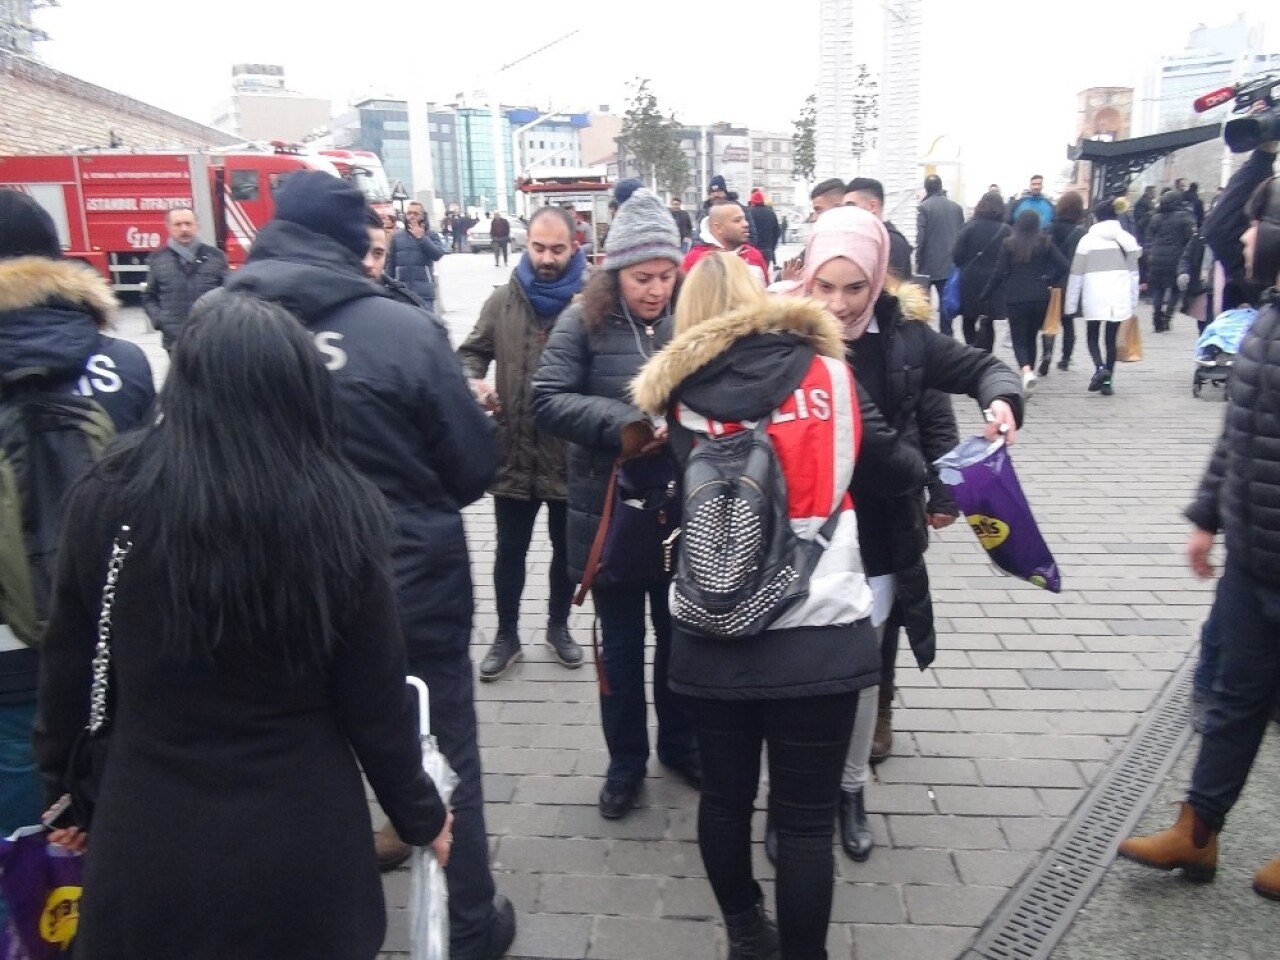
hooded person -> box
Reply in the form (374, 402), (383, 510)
(746, 188), (781, 268)
(219, 172), (514, 960)
(0, 190), (155, 842)
(1145, 188), (1196, 332)
(785, 205), (1023, 857)
(531, 187), (700, 822)
(683, 199), (770, 284)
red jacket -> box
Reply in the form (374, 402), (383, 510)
(681, 241), (770, 284)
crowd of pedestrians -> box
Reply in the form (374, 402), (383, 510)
(1, 127), (1277, 960)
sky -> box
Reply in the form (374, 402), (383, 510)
(31, 1), (1278, 204)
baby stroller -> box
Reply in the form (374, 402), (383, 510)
(1193, 306), (1257, 399)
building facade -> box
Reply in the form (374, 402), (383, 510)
(211, 64), (331, 143)
(751, 130), (799, 207)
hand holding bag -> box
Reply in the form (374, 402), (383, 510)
(61, 526), (132, 830)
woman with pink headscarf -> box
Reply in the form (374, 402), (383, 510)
(782, 206), (1024, 863)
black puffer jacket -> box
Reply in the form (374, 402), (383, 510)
(848, 283), (1024, 669)
(952, 219), (1009, 319)
(1186, 299), (1280, 584)
(142, 243), (228, 346)
(532, 299), (673, 583)
(388, 228), (446, 304)
(225, 222), (496, 656)
(1145, 194), (1195, 284)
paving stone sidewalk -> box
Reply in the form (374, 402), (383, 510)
(110, 252), (1238, 959)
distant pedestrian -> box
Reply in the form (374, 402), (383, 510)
(1064, 200), (1140, 397)
(950, 191), (1010, 351)
(490, 210), (511, 266)
(452, 213), (470, 253)
(142, 206), (228, 351)
(1040, 191), (1089, 374)
(915, 174), (965, 335)
(747, 189), (780, 267)
(458, 206), (588, 682)
(670, 196), (694, 253)
(780, 215), (790, 244)
(389, 200), (446, 315)
(1145, 189), (1196, 332)
(1133, 186), (1157, 244)
(981, 210), (1068, 393)
(532, 188), (699, 822)
(1008, 174), (1055, 228)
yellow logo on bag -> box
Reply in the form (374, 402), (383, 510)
(39, 885), (81, 949)
(967, 514), (1010, 550)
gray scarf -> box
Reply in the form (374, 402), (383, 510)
(168, 239), (198, 264)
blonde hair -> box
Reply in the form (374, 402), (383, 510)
(674, 253), (768, 334)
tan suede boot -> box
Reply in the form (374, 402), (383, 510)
(1117, 802), (1218, 882)
(870, 684), (894, 765)
(374, 821), (412, 872)
(1253, 856), (1280, 901)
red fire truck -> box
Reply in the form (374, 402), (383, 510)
(0, 143), (393, 293)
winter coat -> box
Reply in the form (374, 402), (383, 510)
(885, 220), (914, 282)
(1065, 220), (1141, 322)
(952, 219), (1010, 319)
(982, 236), (1068, 306)
(457, 276), (570, 501)
(632, 299), (883, 699)
(748, 203), (781, 255)
(532, 299), (674, 583)
(1187, 299), (1280, 585)
(1009, 193), (1056, 229)
(225, 221), (496, 656)
(490, 215), (511, 240)
(847, 283), (1024, 669)
(1144, 194), (1196, 284)
(671, 207), (694, 241)
(682, 240), (770, 285)
(33, 473), (445, 960)
(700, 193), (759, 246)
(1204, 148), (1276, 284)
(0, 256), (155, 703)
(1134, 194), (1156, 243)
(916, 193), (965, 280)
(142, 242), (228, 345)
(389, 227), (446, 303)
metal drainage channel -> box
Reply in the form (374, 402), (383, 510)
(963, 658), (1196, 960)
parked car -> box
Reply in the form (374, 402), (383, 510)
(468, 218), (528, 253)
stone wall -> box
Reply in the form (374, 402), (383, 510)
(0, 52), (237, 154)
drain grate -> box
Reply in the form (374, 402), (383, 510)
(963, 658), (1196, 960)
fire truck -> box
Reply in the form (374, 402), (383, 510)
(0, 143), (393, 293)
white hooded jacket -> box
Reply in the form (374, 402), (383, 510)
(1066, 219), (1141, 322)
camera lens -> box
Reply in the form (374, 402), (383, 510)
(1225, 110), (1279, 153)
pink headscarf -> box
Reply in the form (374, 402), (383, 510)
(795, 206), (889, 340)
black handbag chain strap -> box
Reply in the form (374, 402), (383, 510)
(88, 526), (132, 735)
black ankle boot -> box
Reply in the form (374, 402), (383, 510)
(839, 789), (874, 862)
(724, 887), (780, 960)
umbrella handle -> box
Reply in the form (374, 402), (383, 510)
(406, 675), (431, 738)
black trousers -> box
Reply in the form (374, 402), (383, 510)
(1007, 300), (1047, 370)
(493, 495), (571, 632)
(691, 692), (859, 960)
(961, 312), (995, 352)
(1188, 562), (1280, 829)
(493, 239), (509, 265)
(405, 648), (497, 959)
(1150, 282), (1174, 326)
(592, 581), (696, 783)
(1086, 320), (1120, 371)
(931, 279), (953, 336)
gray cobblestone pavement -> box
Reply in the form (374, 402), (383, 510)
(112, 247), (1269, 959)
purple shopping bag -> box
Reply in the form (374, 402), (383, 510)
(935, 436), (1062, 593)
(0, 827), (84, 958)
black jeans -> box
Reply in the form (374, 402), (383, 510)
(961, 312), (995, 352)
(405, 648), (497, 958)
(1007, 300), (1046, 370)
(879, 602), (904, 689)
(931, 279), (953, 336)
(1086, 320), (1120, 371)
(1150, 282), (1174, 325)
(592, 580), (695, 782)
(692, 692), (859, 960)
(1058, 315), (1076, 362)
(1188, 562), (1280, 829)
(493, 496), (571, 632)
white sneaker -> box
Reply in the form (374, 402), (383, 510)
(1023, 370), (1037, 395)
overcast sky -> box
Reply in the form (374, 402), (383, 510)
(33, 1), (1276, 201)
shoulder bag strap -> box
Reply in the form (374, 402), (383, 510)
(573, 466), (620, 606)
(88, 526), (133, 735)
(967, 224), (1007, 269)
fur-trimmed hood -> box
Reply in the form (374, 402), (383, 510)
(0, 256), (115, 381)
(0, 256), (117, 324)
(882, 279), (932, 327)
(633, 297), (843, 416)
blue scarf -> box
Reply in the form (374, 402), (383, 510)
(515, 248), (587, 319)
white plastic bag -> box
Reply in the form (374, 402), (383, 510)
(407, 676), (459, 960)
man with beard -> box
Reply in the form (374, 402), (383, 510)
(682, 199), (769, 283)
(458, 206), (589, 681)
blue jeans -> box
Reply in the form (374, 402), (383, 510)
(0, 699), (42, 835)
(1187, 563), (1280, 828)
(591, 580), (695, 783)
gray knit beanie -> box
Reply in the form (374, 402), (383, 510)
(604, 188), (682, 272)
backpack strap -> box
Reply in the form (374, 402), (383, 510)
(573, 462), (621, 606)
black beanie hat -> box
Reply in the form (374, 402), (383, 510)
(0, 189), (62, 260)
(271, 171), (370, 259)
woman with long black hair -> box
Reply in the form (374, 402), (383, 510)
(982, 210), (1068, 393)
(35, 293), (451, 960)
(951, 191), (1010, 351)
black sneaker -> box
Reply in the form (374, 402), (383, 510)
(1037, 357), (1051, 377)
(599, 778), (642, 819)
(1057, 359), (1070, 372)
(478, 630), (521, 682)
(1088, 366), (1106, 392)
(545, 620), (584, 668)
(1101, 373), (1114, 396)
